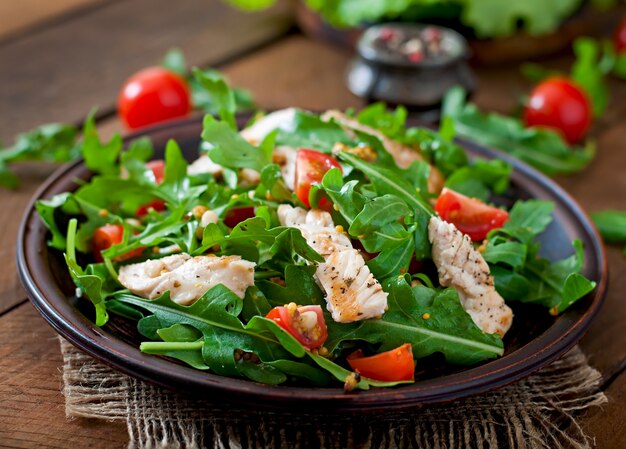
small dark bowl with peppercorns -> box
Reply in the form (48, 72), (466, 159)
(346, 23), (475, 108)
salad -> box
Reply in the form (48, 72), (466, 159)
(36, 79), (596, 390)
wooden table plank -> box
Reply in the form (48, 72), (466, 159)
(581, 373), (626, 449)
(0, 0), (102, 42)
(0, 303), (127, 449)
(224, 35), (363, 111)
(0, 0), (293, 142)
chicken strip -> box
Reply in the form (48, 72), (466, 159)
(118, 253), (255, 305)
(428, 216), (513, 337)
(321, 110), (445, 194)
(278, 205), (387, 323)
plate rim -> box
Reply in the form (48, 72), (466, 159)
(16, 116), (608, 412)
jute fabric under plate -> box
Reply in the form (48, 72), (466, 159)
(60, 338), (607, 449)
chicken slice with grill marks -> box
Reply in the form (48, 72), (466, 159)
(118, 253), (255, 305)
(321, 110), (445, 194)
(278, 205), (388, 323)
(428, 216), (513, 337)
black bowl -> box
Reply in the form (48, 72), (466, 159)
(16, 116), (607, 412)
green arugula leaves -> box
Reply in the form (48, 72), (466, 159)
(486, 200), (596, 313)
(442, 87), (595, 176)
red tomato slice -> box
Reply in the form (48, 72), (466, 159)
(92, 224), (144, 262)
(118, 67), (191, 130)
(224, 207), (255, 228)
(136, 199), (166, 217)
(146, 159), (165, 184)
(295, 149), (342, 209)
(434, 188), (509, 241)
(135, 160), (167, 216)
(347, 343), (414, 382)
(266, 305), (328, 350)
(523, 77), (591, 145)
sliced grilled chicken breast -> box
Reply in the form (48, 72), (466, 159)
(278, 205), (388, 323)
(118, 253), (255, 305)
(428, 216), (513, 337)
(321, 110), (444, 193)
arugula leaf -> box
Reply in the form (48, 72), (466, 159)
(64, 219), (109, 326)
(590, 210), (626, 243)
(116, 286), (380, 388)
(202, 115), (271, 172)
(486, 200), (596, 312)
(356, 102), (408, 139)
(0, 123), (80, 189)
(337, 151), (432, 215)
(196, 216), (323, 266)
(445, 159), (511, 202)
(257, 265), (325, 308)
(404, 127), (468, 177)
(325, 276), (504, 365)
(275, 110), (353, 152)
(162, 48), (255, 114)
(571, 37), (609, 117)
(192, 68), (236, 129)
(349, 194), (410, 237)
(442, 87), (594, 176)
(82, 112), (123, 176)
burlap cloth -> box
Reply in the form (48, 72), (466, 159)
(60, 338), (607, 449)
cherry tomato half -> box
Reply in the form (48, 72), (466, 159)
(118, 67), (191, 130)
(523, 77), (591, 145)
(295, 149), (342, 209)
(347, 343), (414, 382)
(223, 207), (255, 228)
(92, 224), (144, 262)
(146, 159), (165, 184)
(135, 160), (166, 216)
(136, 199), (167, 217)
(614, 18), (626, 52)
(266, 305), (328, 350)
(434, 188), (509, 241)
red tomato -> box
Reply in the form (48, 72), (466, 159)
(347, 343), (414, 382)
(118, 67), (191, 130)
(135, 160), (166, 216)
(136, 199), (166, 217)
(92, 224), (144, 262)
(266, 305), (328, 350)
(523, 77), (591, 145)
(614, 18), (626, 52)
(223, 207), (255, 228)
(146, 159), (165, 184)
(434, 188), (509, 241)
(295, 149), (342, 209)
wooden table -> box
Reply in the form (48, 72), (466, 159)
(0, 2), (624, 448)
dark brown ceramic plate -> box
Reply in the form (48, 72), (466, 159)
(17, 116), (607, 413)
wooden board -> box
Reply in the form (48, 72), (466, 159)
(0, 0), (102, 42)
(0, 0), (292, 142)
(0, 304), (127, 449)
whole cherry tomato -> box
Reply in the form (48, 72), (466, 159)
(523, 77), (591, 145)
(118, 67), (191, 130)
